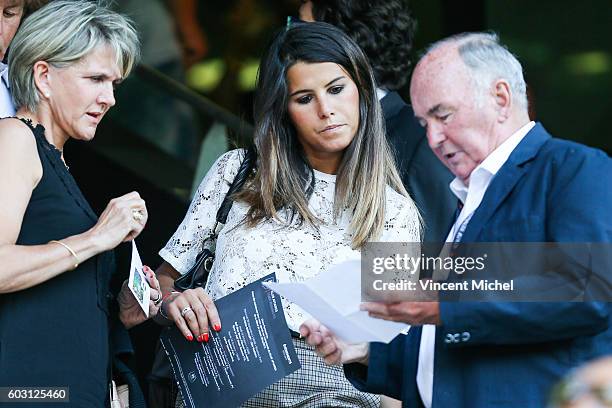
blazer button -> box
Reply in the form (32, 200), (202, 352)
(445, 333), (460, 343)
(461, 331), (471, 342)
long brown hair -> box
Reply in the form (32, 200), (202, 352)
(237, 22), (416, 248)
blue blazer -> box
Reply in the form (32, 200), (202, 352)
(346, 123), (612, 407)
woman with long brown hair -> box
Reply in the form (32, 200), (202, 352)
(157, 22), (421, 407)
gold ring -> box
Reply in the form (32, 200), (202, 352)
(132, 209), (144, 221)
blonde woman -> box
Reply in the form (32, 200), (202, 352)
(0, 2), (159, 406)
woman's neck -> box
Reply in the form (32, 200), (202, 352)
(16, 107), (69, 152)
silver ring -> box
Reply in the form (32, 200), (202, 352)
(180, 306), (193, 317)
(132, 209), (144, 221)
(152, 291), (162, 306)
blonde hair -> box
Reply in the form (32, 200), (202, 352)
(9, 0), (140, 112)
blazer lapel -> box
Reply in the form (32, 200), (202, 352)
(380, 91), (406, 119)
(459, 123), (551, 242)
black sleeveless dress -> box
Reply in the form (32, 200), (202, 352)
(0, 118), (116, 407)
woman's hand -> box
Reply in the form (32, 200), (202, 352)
(118, 265), (162, 328)
(86, 191), (148, 252)
(162, 287), (221, 342)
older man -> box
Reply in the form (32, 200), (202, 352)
(0, 0), (25, 117)
(301, 32), (612, 408)
(1, 0), (46, 117)
(298, 0), (455, 243)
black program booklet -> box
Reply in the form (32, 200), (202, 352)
(160, 273), (301, 408)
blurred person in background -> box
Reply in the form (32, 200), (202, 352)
(549, 356), (612, 408)
(1, 0), (49, 117)
(0, 2), (161, 406)
(114, 0), (208, 165)
(155, 22), (421, 407)
(117, 0), (208, 75)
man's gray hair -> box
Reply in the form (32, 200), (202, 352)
(9, 0), (140, 112)
(425, 32), (528, 111)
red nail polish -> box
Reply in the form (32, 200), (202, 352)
(196, 335), (203, 342)
(186, 335), (193, 342)
(213, 324), (221, 332)
(203, 333), (209, 342)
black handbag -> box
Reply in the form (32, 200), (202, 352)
(174, 146), (256, 291)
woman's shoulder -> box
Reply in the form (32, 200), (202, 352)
(0, 118), (40, 165)
(382, 186), (422, 240)
(212, 148), (248, 183)
(384, 186), (421, 220)
(385, 185), (412, 208)
(0, 118), (43, 195)
(0, 117), (36, 142)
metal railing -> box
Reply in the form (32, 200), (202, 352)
(135, 64), (254, 144)
(89, 63), (256, 201)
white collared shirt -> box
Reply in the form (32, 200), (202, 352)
(376, 87), (389, 101)
(0, 62), (16, 118)
(416, 121), (535, 408)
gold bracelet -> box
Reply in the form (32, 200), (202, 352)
(49, 240), (80, 270)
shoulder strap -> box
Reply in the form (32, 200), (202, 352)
(175, 147), (257, 291)
(215, 145), (256, 226)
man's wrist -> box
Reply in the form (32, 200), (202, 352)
(356, 343), (370, 366)
(344, 343), (370, 366)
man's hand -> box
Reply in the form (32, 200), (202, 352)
(299, 319), (369, 366)
(360, 301), (441, 325)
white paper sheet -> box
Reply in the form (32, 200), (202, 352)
(263, 259), (409, 343)
(128, 240), (150, 317)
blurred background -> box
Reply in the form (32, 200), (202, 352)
(60, 0), (610, 397)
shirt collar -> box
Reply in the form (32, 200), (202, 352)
(0, 62), (9, 88)
(449, 121), (535, 202)
(449, 177), (469, 203)
(478, 121), (535, 175)
(376, 87), (388, 101)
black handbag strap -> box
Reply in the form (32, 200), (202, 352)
(213, 146), (257, 231)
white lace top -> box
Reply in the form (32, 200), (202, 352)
(160, 149), (421, 331)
